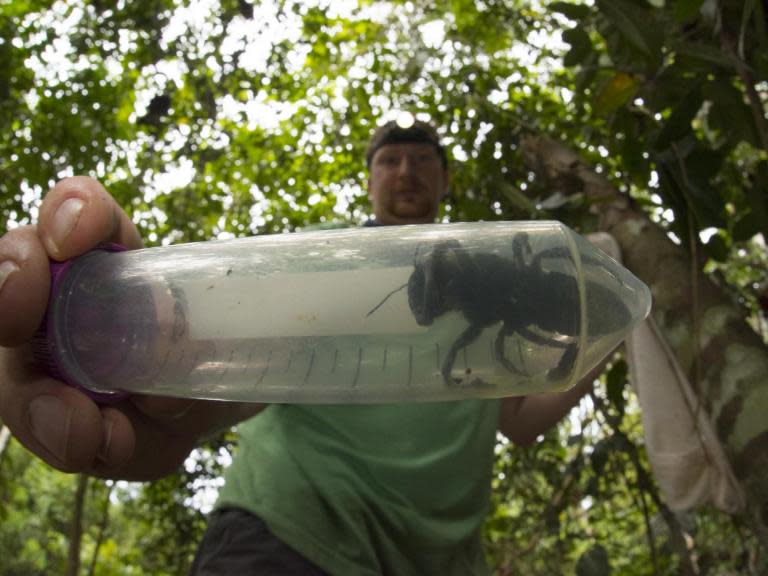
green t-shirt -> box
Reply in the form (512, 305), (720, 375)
(217, 400), (499, 575)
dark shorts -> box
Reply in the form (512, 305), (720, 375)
(189, 507), (328, 575)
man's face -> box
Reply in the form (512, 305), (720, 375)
(367, 142), (448, 225)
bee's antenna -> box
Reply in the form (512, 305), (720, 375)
(366, 282), (408, 317)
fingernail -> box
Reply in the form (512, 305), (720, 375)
(46, 197), (85, 256)
(0, 260), (20, 294)
(98, 418), (113, 461)
(28, 395), (73, 462)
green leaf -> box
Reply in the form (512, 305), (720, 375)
(550, 1), (591, 20)
(606, 359), (627, 416)
(705, 233), (729, 262)
(574, 58), (598, 94)
(544, 507), (561, 534)
(562, 27), (593, 66)
(596, 0), (651, 56)
(584, 476), (600, 497)
(501, 183), (537, 215)
(738, 0), (758, 59)
(733, 163), (768, 241)
(656, 142), (727, 229)
(654, 84), (704, 150)
(618, 128), (649, 186)
(673, 0), (705, 22)
(753, 0), (768, 57)
(576, 544), (612, 576)
(705, 79), (761, 147)
(594, 73), (641, 116)
(733, 212), (761, 242)
(674, 41), (736, 71)
(591, 440), (609, 476)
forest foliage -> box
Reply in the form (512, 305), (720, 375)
(1, 0), (767, 574)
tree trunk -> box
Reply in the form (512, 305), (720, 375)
(520, 134), (768, 541)
(67, 474), (89, 576)
(86, 482), (113, 576)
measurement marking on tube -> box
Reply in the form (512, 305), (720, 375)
(285, 350), (293, 372)
(331, 349), (338, 374)
(304, 349), (316, 383)
(257, 350), (272, 385)
(217, 350), (235, 382)
(352, 348), (362, 388)
(382, 347), (388, 371)
(242, 350), (253, 375)
(408, 345), (413, 386)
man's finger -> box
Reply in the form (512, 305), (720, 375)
(38, 176), (143, 261)
(0, 346), (107, 472)
(0, 226), (51, 345)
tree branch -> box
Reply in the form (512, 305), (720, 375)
(719, 12), (768, 156)
(67, 474), (89, 576)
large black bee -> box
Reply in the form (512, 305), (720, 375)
(368, 233), (631, 386)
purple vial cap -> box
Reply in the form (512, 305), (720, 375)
(31, 243), (130, 405)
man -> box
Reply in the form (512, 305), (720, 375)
(0, 119), (595, 574)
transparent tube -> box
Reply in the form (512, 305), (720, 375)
(43, 222), (651, 403)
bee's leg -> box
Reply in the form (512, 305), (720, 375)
(528, 245), (570, 269)
(516, 326), (571, 348)
(547, 343), (579, 382)
(494, 323), (527, 375)
(442, 323), (483, 385)
(529, 246), (606, 271)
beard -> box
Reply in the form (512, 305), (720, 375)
(369, 173), (445, 224)
(387, 191), (437, 223)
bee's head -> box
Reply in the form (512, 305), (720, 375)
(407, 240), (462, 325)
(407, 263), (437, 325)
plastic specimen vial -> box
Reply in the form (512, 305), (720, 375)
(35, 221), (651, 404)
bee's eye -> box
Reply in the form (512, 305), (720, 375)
(408, 267), (434, 325)
(408, 268), (424, 310)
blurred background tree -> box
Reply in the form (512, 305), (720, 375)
(1, 0), (766, 574)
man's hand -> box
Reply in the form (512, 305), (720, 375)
(0, 177), (262, 481)
(498, 354), (613, 447)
